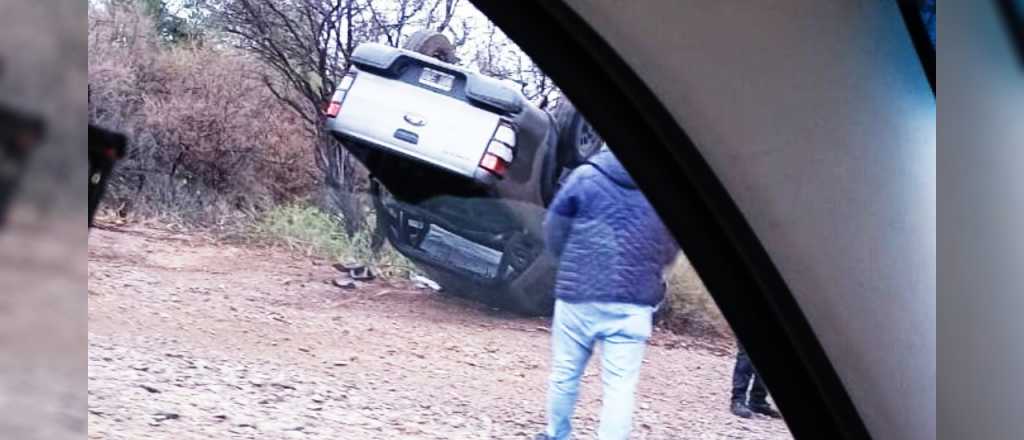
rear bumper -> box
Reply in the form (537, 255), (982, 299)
(383, 201), (555, 313)
(384, 203), (507, 285)
(377, 194), (547, 284)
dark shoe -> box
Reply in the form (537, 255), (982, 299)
(730, 401), (753, 418)
(749, 402), (782, 419)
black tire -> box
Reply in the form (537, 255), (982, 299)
(403, 30), (457, 63)
(552, 98), (603, 166)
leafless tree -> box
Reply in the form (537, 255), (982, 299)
(215, 0), (357, 234)
(88, 2), (316, 223)
(472, 22), (559, 109)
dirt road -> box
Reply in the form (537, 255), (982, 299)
(87, 225), (793, 440)
(1, 212), (86, 440)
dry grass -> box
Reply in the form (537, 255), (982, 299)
(251, 202), (412, 280)
(659, 254), (731, 338)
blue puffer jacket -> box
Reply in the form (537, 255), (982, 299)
(543, 150), (680, 306)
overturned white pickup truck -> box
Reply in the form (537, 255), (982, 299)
(324, 33), (602, 315)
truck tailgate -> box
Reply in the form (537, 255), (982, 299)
(333, 72), (500, 178)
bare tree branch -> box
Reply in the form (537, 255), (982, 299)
(436, 0), (458, 33)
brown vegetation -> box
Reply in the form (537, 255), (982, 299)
(89, 3), (316, 223)
(659, 256), (731, 339)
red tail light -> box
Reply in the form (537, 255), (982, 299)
(325, 101), (342, 118)
(479, 120), (516, 177)
(479, 153), (508, 176)
(324, 72), (357, 118)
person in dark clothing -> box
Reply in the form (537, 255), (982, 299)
(536, 147), (679, 440)
(0, 103), (44, 227)
(730, 344), (781, 418)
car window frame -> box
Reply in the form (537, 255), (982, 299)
(469, 0), (882, 438)
(897, 0), (937, 93)
(996, 0), (1024, 66)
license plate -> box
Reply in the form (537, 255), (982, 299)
(418, 67), (455, 92)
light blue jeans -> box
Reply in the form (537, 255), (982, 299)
(545, 299), (654, 440)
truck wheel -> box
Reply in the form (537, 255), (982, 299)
(553, 98), (603, 167)
(403, 30), (457, 63)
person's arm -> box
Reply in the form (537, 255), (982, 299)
(543, 169), (589, 258)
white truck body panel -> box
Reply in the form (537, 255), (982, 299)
(330, 71), (501, 179)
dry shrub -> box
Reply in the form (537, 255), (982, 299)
(658, 254), (731, 339)
(88, 2), (315, 224)
(251, 202), (412, 279)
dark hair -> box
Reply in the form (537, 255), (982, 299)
(88, 125), (126, 226)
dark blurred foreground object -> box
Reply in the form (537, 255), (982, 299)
(88, 125), (126, 227)
(0, 104), (45, 227)
(998, 0), (1024, 66)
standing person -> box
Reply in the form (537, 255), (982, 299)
(730, 344), (782, 419)
(536, 147), (679, 440)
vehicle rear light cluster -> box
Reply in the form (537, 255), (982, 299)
(324, 71), (357, 118)
(480, 120), (517, 177)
